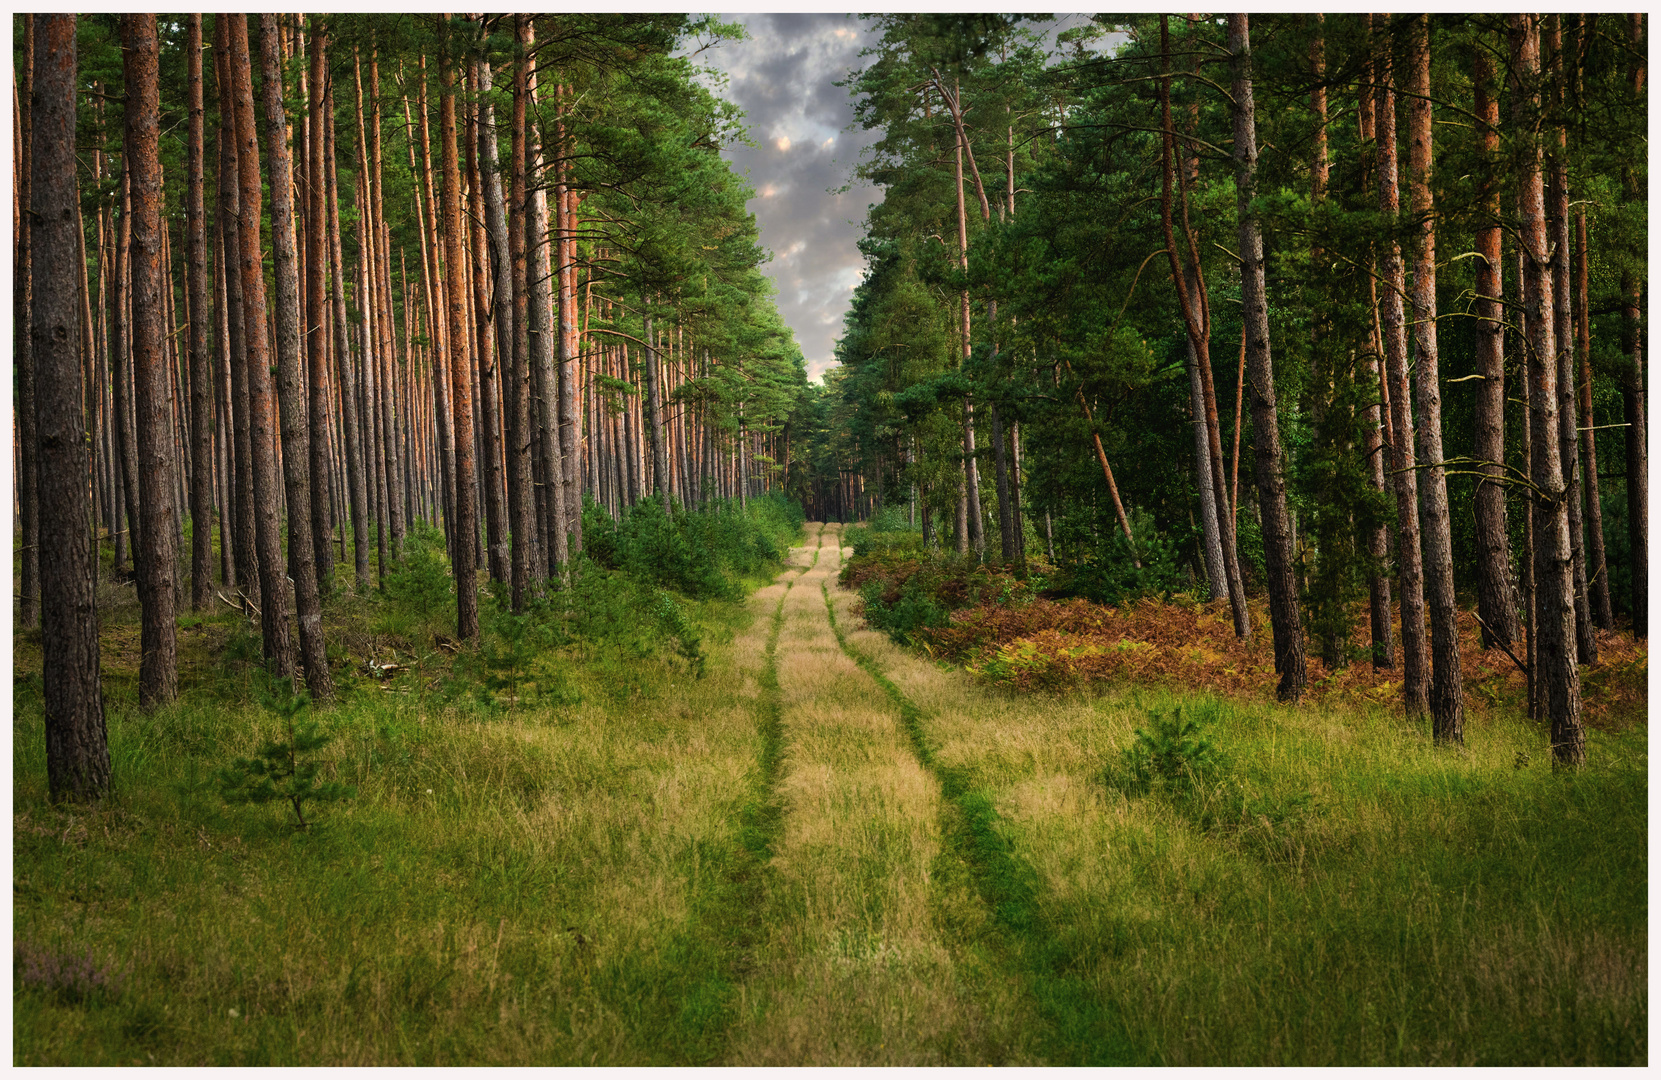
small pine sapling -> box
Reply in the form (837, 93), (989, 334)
(218, 675), (355, 828)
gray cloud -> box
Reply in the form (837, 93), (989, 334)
(694, 13), (883, 383)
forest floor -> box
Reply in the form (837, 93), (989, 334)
(12, 524), (1648, 1065)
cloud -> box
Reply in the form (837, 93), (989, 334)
(693, 13), (884, 384)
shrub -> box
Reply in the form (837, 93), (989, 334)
(1115, 705), (1224, 794)
(217, 675), (355, 829)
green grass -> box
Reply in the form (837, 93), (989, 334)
(827, 578), (1648, 1066)
(14, 520), (1647, 1065)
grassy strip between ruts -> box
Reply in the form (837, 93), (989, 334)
(821, 578), (1135, 1065)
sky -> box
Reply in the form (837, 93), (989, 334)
(693, 13), (882, 384)
(692, 14), (1110, 385)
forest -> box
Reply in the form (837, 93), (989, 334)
(11, 12), (1647, 1067)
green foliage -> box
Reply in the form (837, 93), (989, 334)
(216, 676), (355, 830)
(1114, 705), (1224, 794)
(378, 522), (457, 642)
(582, 494), (801, 603)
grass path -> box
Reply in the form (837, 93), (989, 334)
(722, 524), (1036, 1065)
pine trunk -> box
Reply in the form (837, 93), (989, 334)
(16, 18), (38, 627)
(228, 13), (294, 675)
(1546, 17), (1596, 666)
(441, 20), (479, 641)
(34, 12), (111, 800)
(1471, 47), (1521, 649)
(259, 14), (332, 701)
(1406, 14), (1465, 741)
(1374, 18), (1429, 716)
(123, 14), (179, 708)
(1512, 14), (1584, 767)
(1229, 14), (1305, 702)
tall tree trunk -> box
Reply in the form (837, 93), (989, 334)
(214, 28), (257, 612)
(1546, 16), (1596, 666)
(556, 97), (584, 556)
(123, 14), (179, 708)
(370, 51), (405, 562)
(325, 77), (370, 592)
(34, 12), (110, 799)
(524, 32), (568, 576)
(1576, 211), (1613, 630)
(1471, 46), (1521, 649)
(1406, 13), (1465, 741)
(259, 14), (332, 701)
(486, 45), (534, 610)
(184, 14), (215, 612)
(1512, 14), (1583, 767)
(229, 12), (294, 675)
(1228, 14), (1305, 702)
(1160, 16), (1248, 638)
(305, 18), (334, 595)
(1358, 15), (1395, 670)
(1621, 15), (1647, 639)
(441, 18), (479, 641)
(16, 17), (38, 627)
(466, 56), (508, 585)
(1374, 16), (1429, 716)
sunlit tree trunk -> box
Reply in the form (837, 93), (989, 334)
(1621, 21), (1647, 641)
(441, 17), (479, 641)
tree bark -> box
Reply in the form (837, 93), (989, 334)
(123, 14), (179, 709)
(1512, 13), (1584, 767)
(1576, 211), (1613, 631)
(214, 23), (257, 613)
(325, 77), (370, 592)
(184, 14), (215, 612)
(16, 17), (38, 627)
(305, 18), (334, 595)
(1621, 15), (1647, 639)
(1546, 16), (1596, 667)
(33, 13), (110, 800)
(369, 52), (406, 563)
(1406, 13), (1465, 741)
(1228, 14), (1305, 702)
(441, 18), (479, 641)
(524, 31), (569, 576)
(1471, 46), (1521, 650)
(556, 97), (584, 556)
(1374, 17), (1429, 716)
(260, 14), (332, 701)
(487, 45), (535, 610)
(229, 13), (294, 675)
(466, 56), (508, 585)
